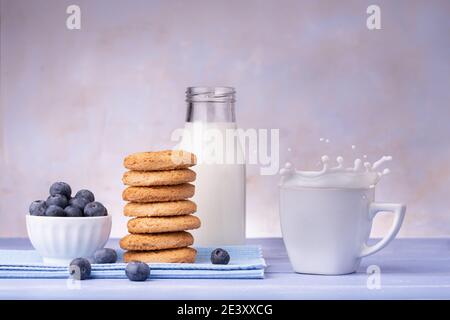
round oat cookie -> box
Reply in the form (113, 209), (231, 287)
(124, 200), (197, 217)
(119, 231), (194, 251)
(122, 169), (196, 186)
(124, 150), (196, 171)
(127, 215), (201, 234)
(123, 247), (197, 263)
(122, 184), (195, 203)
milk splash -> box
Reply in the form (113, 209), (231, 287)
(280, 155), (392, 189)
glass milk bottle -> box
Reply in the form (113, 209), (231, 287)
(178, 87), (246, 245)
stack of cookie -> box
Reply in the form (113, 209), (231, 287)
(119, 150), (200, 263)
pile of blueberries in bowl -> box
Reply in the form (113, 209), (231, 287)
(29, 182), (107, 217)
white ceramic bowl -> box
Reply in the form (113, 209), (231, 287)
(26, 214), (112, 265)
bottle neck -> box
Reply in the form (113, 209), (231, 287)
(185, 87), (236, 122)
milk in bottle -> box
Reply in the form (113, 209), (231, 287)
(177, 87), (246, 245)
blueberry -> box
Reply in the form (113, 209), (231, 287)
(69, 197), (90, 210)
(64, 205), (83, 217)
(84, 201), (107, 217)
(29, 200), (47, 216)
(93, 248), (117, 264)
(45, 205), (66, 217)
(211, 248), (230, 265)
(69, 258), (91, 280)
(49, 182), (72, 198)
(125, 261), (150, 281)
(46, 194), (68, 208)
(75, 189), (95, 203)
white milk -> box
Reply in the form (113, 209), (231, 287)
(178, 122), (246, 245)
(280, 155), (392, 189)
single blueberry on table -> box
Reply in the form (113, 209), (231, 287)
(29, 200), (47, 216)
(49, 182), (72, 199)
(94, 248), (117, 264)
(211, 248), (230, 265)
(64, 205), (83, 217)
(84, 201), (107, 217)
(69, 258), (91, 280)
(125, 261), (150, 281)
(46, 194), (68, 208)
(69, 197), (90, 210)
(45, 205), (66, 217)
(75, 189), (95, 203)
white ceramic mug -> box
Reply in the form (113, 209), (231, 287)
(279, 186), (406, 275)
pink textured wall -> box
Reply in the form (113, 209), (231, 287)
(1, 0), (450, 238)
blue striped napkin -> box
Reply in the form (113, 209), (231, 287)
(0, 246), (266, 279)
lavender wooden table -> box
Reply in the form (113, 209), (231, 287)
(0, 238), (449, 299)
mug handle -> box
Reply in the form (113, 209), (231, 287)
(359, 202), (406, 258)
